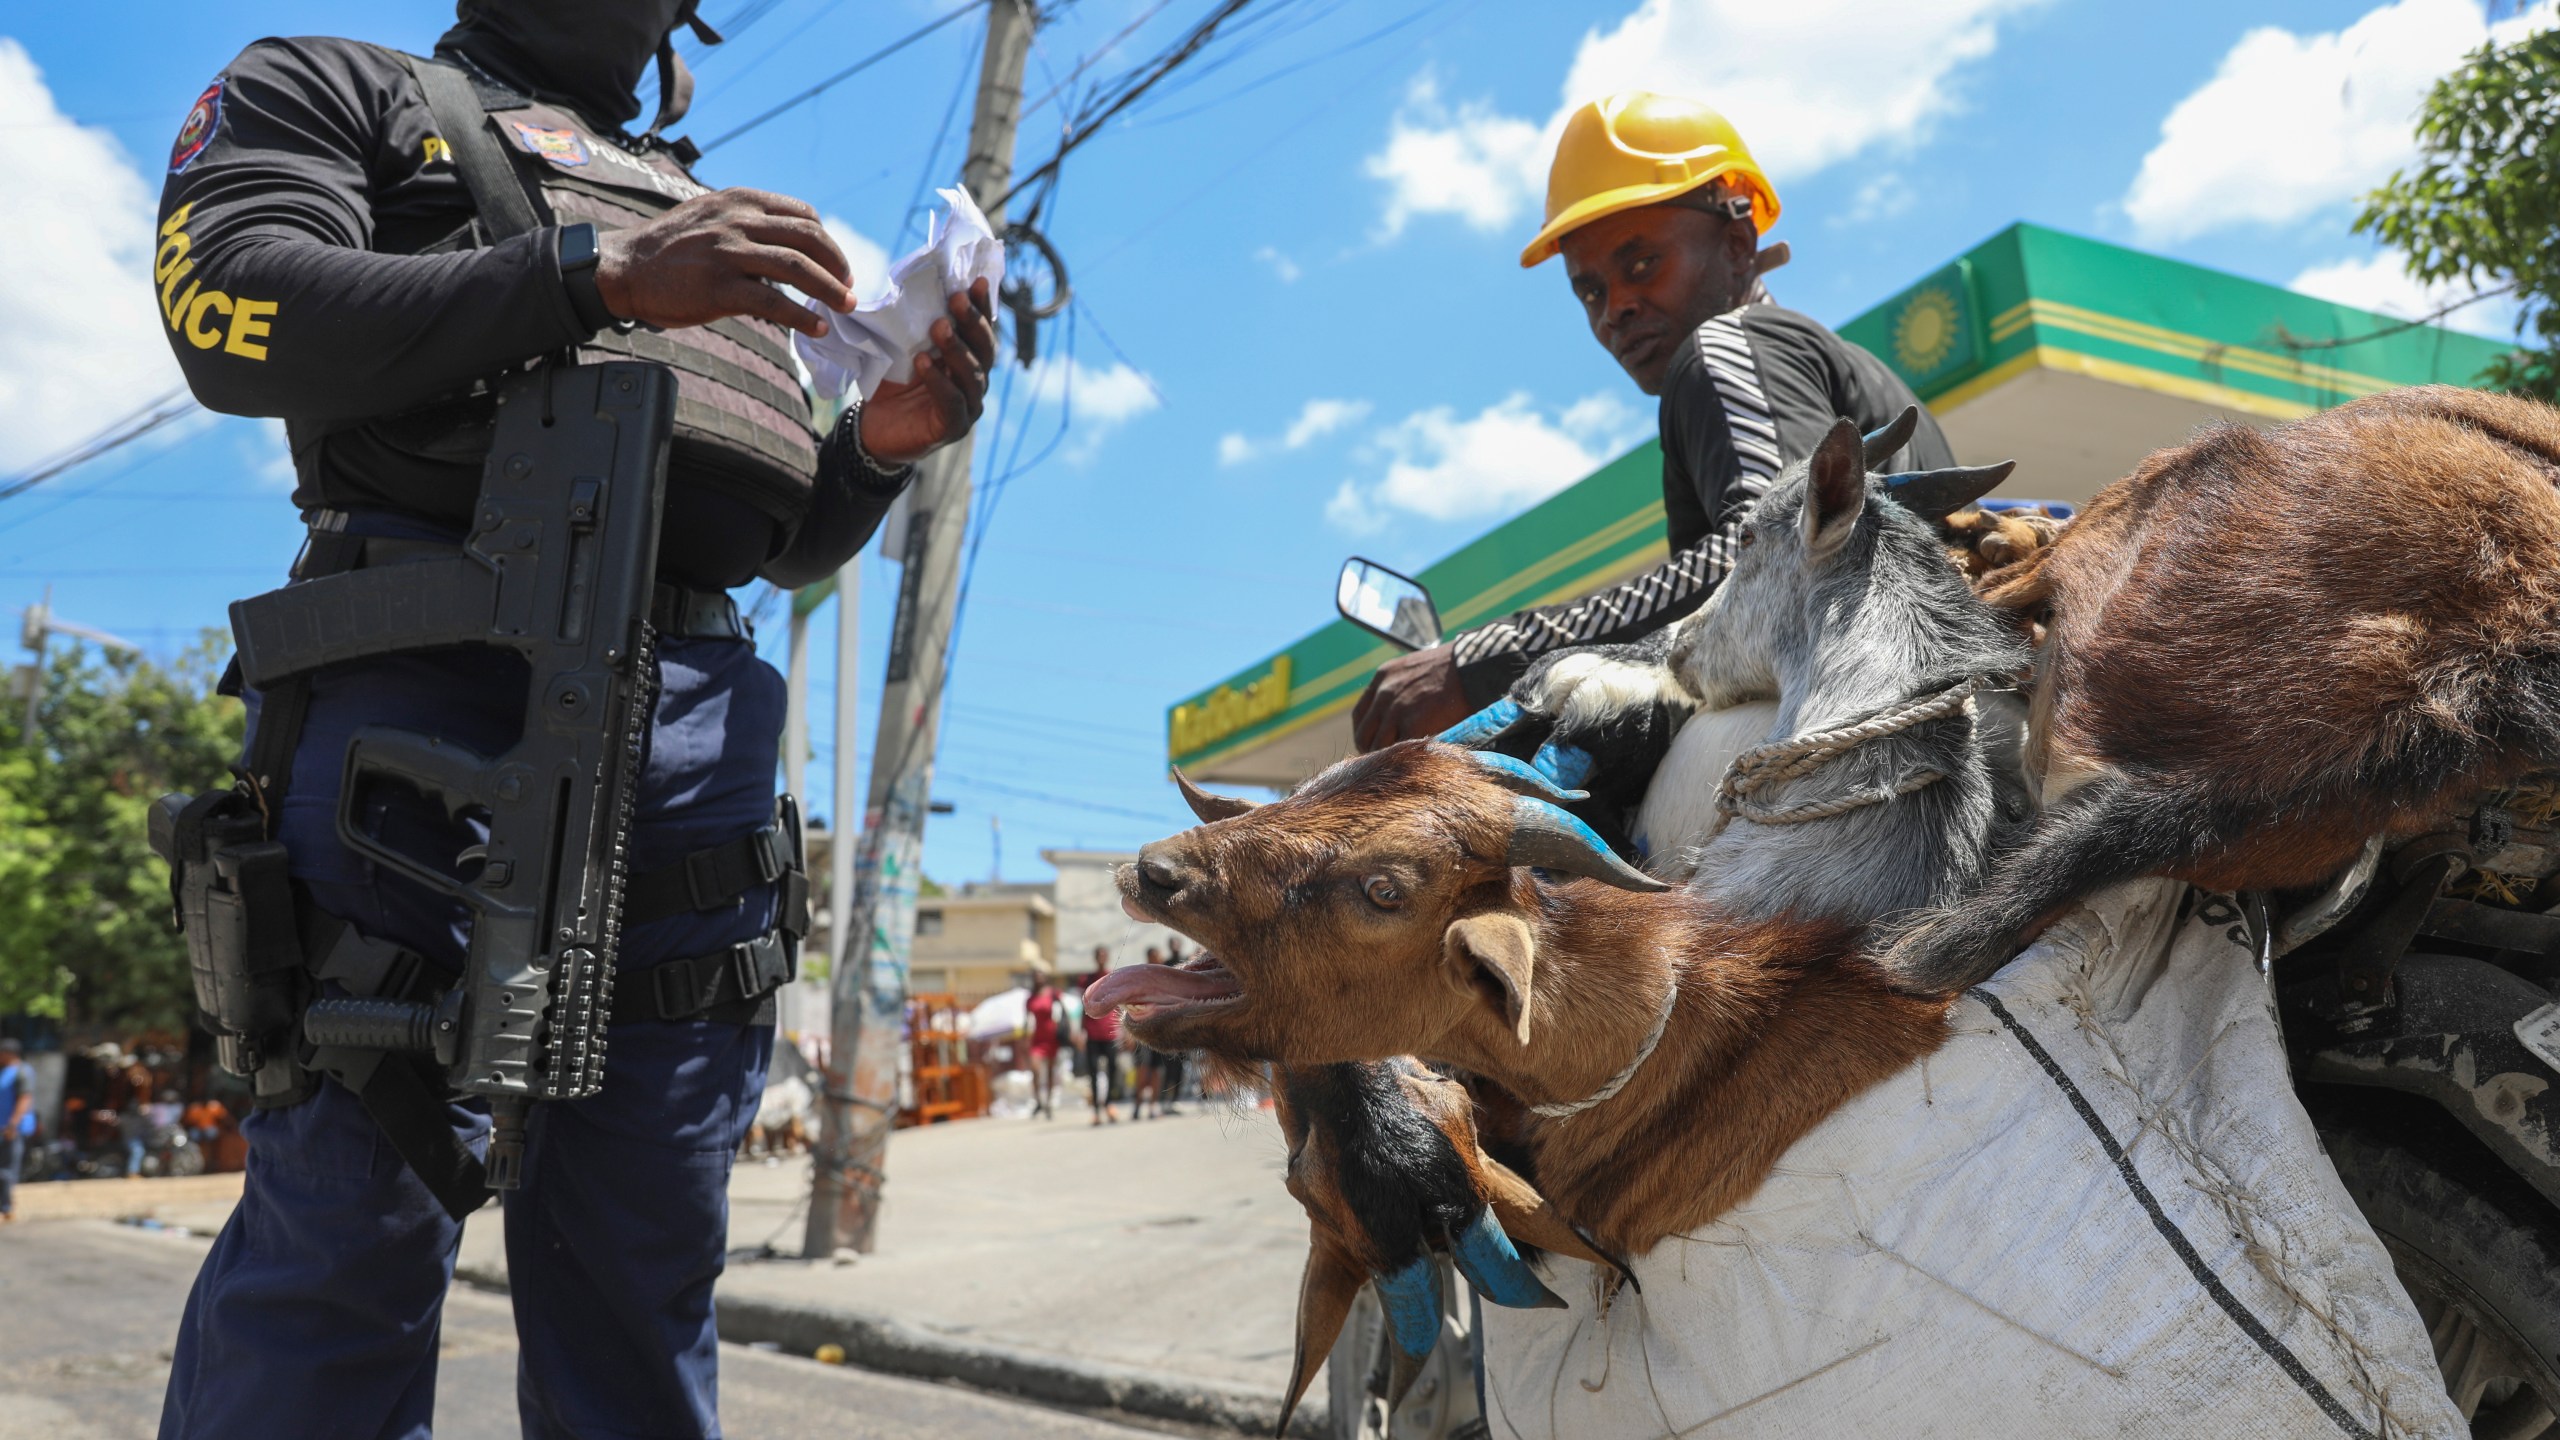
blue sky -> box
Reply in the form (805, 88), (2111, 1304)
(0, 0), (2537, 886)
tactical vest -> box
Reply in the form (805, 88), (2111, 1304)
(487, 97), (820, 525)
(302, 59), (820, 530)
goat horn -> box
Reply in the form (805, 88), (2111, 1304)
(1509, 796), (1670, 891)
(1173, 767), (1258, 824)
(1448, 1206), (1566, 1311)
(1531, 741), (1596, 792)
(1438, 697), (1523, 746)
(1279, 1238), (1365, 1438)
(1881, 460), (2018, 522)
(1862, 406), (1920, 468)
(1466, 749), (1589, 804)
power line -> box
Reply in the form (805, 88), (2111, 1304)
(938, 770), (1182, 822)
(0, 390), (199, 503)
(699, 0), (989, 154)
(995, 0), (1260, 217)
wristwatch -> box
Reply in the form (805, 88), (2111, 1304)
(557, 222), (629, 334)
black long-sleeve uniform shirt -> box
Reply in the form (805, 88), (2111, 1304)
(155, 36), (905, 589)
(1449, 302), (1954, 704)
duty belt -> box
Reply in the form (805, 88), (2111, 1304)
(281, 518), (751, 643)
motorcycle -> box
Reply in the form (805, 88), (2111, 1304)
(1323, 556), (2560, 1440)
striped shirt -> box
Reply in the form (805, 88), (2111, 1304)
(1450, 302), (1954, 703)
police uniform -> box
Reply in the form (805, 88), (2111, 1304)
(153, 17), (903, 1439)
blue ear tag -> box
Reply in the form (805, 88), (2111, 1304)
(1437, 699), (1522, 747)
(1373, 1258), (1443, 1357)
(1449, 1207), (1562, 1311)
(1531, 742), (1596, 792)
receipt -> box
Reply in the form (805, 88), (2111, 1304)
(795, 186), (1006, 402)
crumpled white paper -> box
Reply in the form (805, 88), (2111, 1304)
(794, 186), (1006, 402)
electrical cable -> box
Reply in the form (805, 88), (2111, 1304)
(699, 0), (988, 154)
(0, 389), (199, 503)
(992, 0), (1261, 215)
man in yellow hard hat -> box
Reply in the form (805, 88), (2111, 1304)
(1353, 91), (1955, 746)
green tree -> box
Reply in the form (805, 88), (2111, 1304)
(0, 633), (241, 1028)
(2359, 27), (2560, 399)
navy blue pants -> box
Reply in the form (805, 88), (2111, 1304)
(158, 615), (787, 1440)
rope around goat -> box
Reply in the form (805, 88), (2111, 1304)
(1711, 676), (1987, 832)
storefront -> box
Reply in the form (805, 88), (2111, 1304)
(1167, 222), (2517, 786)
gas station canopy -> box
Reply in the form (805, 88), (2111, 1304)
(1167, 222), (2517, 788)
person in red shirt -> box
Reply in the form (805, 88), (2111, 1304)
(1078, 947), (1122, 1126)
(1024, 975), (1063, 1121)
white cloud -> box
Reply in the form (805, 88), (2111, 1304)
(2288, 252), (2514, 338)
(1253, 245), (1302, 283)
(2122, 0), (2555, 242)
(1835, 172), (1918, 228)
(1363, 0), (2042, 240)
(1011, 355), (1161, 463)
(820, 215), (894, 306)
(1327, 391), (1646, 532)
(246, 417), (296, 490)
(0, 39), (186, 472)
(1218, 397), (1372, 466)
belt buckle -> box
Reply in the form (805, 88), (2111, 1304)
(727, 940), (762, 999)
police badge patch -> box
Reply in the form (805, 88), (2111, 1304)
(170, 82), (224, 174)
(508, 122), (591, 168)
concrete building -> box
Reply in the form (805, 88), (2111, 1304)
(1167, 223), (2518, 786)
(1043, 848), (1180, 973)
(910, 884), (1057, 1005)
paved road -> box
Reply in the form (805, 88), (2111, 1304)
(0, 1220), (1181, 1440)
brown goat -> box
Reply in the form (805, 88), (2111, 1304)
(1885, 385), (2560, 991)
(1094, 741), (1951, 1259)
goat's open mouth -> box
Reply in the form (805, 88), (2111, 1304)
(1083, 953), (1245, 1022)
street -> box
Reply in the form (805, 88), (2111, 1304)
(0, 1219), (1181, 1440)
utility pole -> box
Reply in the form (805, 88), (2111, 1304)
(807, 0), (1034, 1258)
(19, 587), (137, 745)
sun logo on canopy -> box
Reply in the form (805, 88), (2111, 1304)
(1893, 285), (1962, 377)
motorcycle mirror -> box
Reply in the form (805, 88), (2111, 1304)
(1336, 557), (1443, 651)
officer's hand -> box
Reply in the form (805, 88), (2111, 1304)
(1352, 646), (1473, 751)
(858, 279), (997, 467)
(594, 188), (854, 338)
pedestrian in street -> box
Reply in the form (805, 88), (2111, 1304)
(0, 1038), (33, 1222)
(1130, 947), (1167, 1120)
(1157, 941), (1189, 1116)
(147, 4), (992, 1435)
(1080, 947), (1121, 1125)
(1025, 974), (1063, 1120)
(117, 1059), (154, 1180)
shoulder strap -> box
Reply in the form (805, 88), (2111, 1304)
(402, 54), (544, 242)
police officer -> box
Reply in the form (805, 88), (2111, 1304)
(151, 4), (995, 1436)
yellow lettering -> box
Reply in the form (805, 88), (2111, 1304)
(160, 268), (198, 329)
(223, 298), (276, 360)
(159, 204), (192, 239)
(154, 230), (191, 285)
(184, 290), (232, 350)
(423, 136), (451, 165)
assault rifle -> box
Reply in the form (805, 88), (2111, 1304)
(224, 360), (675, 1189)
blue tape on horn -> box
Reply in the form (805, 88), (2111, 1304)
(1466, 749), (1588, 803)
(1373, 1258), (1443, 1358)
(1449, 1208), (1563, 1311)
(1437, 698), (1521, 747)
(1531, 742), (1596, 792)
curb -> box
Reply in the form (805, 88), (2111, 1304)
(454, 1264), (1327, 1437)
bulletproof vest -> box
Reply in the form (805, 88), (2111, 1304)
(303, 65), (819, 531)
(489, 97), (820, 525)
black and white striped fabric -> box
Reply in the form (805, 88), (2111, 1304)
(1450, 308), (1776, 671)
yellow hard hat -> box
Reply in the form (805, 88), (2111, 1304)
(1519, 92), (1781, 269)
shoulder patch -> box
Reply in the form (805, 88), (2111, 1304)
(169, 81), (224, 174)
(508, 121), (590, 168)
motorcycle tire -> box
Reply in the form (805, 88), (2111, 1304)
(2307, 1086), (2560, 1439)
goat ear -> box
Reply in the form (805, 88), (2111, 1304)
(1173, 768), (1258, 823)
(1801, 418), (1865, 562)
(1444, 911), (1538, 1045)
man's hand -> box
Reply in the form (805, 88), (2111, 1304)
(858, 279), (997, 467)
(1352, 646), (1474, 750)
(594, 188), (854, 338)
